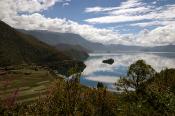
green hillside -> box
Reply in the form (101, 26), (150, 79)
(0, 21), (85, 75)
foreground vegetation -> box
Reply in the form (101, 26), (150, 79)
(0, 60), (175, 115)
(0, 65), (58, 104)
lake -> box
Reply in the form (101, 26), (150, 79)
(80, 52), (175, 91)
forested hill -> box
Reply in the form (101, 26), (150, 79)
(0, 21), (85, 75)
(55, 43), (90, 61)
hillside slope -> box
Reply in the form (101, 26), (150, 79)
(0, 21), (85, 75)
(55, 44), (89, 61)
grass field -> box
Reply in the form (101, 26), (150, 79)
(0, 66), (58, 104)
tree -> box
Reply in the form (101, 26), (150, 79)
(116, 60), (155, 93)
(97, 82), (104, 89)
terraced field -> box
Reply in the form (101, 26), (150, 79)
(0, 66), (57, 104)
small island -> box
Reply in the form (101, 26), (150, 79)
(102, 58), (114, 65)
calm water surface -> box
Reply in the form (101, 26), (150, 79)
(80, 52), (175, 91)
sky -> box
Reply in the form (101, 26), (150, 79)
(0, 0), (175, 46)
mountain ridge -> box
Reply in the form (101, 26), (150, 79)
(18, 30), (175, 53)
(18, 29), (107, 52)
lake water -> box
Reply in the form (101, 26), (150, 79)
(80, 52), (175, 91)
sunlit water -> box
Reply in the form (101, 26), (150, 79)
(80, 52), (175, 91)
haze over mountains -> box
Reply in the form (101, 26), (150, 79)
(20, 30), (175, 53)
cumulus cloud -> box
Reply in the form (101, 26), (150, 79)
(0, 0), (70, 19)
(83, 0), (175, 46)
(0, 0), (60, 14)
(0, 0), (130, 45)
(2, 13), (127, 44)
(136, 25), (175, 46)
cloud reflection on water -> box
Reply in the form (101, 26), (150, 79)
(80, 53), (175, 90)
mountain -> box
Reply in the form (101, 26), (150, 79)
(19, 30), (175, 53)
(55, 44), (89, 61)
(105, 44), (145, 52)
(19, 30), (107, 52)
(0, 21), (85, 75)
(105, 44), (175, 53)
(143, 45), (175, 52)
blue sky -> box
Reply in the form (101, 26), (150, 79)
(0, 0), (175, 46)
(43, 0), (120, 21)
(42, 0), (175, 34)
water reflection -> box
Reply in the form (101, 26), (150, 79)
(80, 52), (175, 91)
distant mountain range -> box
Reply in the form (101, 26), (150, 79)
(0, 21), (85, 75)
(19, 30), (175, 53)
(142, 45), (175, 52)
(104, 44), (175, 53)
(19, 30), (107, 52)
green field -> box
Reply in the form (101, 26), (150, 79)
(0, 66), (58, 104)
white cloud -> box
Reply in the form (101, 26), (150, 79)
(62, 2), (70, 7)
(109, 6), (151, 15)
(85, 7), (105, 13)
(84, 1), (175, 25)
(136, 25), (175, 46)
(0, 0), (174, 46)
(84, 0), (151, 24)
(0, 0), (131, 45)
(85, 0), (144, 13)
(82, 0), (175, 46)
(0, 0), (71, 15)
(85, 15), (148, 24)
(6, 14), (126, 44)
(130, 20), (175, 27)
